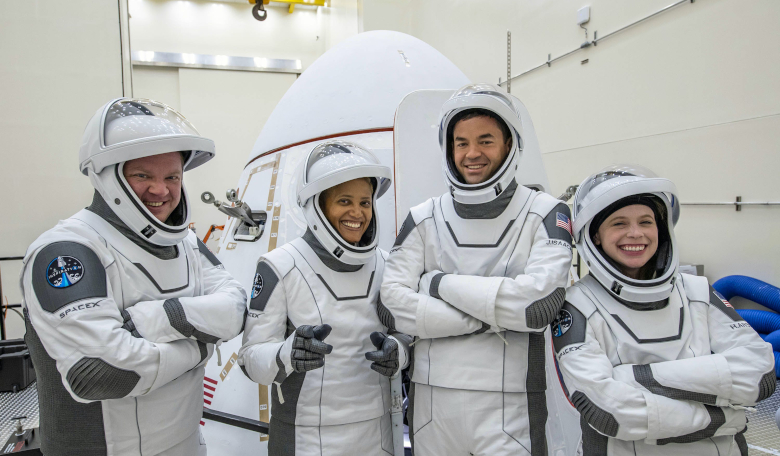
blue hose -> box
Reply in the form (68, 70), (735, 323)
(713, 276), (780, 378)
(736, 309), (780, 334)
(765, 331), (780, 352)
(713, 275), (780, 314)
(775, 352), (780, 378)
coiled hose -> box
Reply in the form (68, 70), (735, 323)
(714, 276), (780, 377)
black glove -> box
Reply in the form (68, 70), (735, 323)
(365, 332), (399, 377)
(291, 324), (333, 373)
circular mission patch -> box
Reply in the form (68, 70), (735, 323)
(251, 273), (264, 299)
(46, 256), (85, 288)
(552, 309), (572, 338)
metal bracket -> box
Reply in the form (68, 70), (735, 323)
(202, 191), (268, 242)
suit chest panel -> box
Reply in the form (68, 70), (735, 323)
(282, 242), (384, 347)
(582, 278), (699, 365)
(71, 210), (199, 307)
(110, 249), (198, 307)
(432, 190), (536, 277)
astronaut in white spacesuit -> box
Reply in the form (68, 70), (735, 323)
(380, 83), (573, 456)
(238, 140), (411, 456)
(19, 98), (247, 456)
(552, 165), (776, 456)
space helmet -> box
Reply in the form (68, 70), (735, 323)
(79, 98), (215, 246)
(572, 165), (680, 303)
(296, 140), (391, 265)
(438, 83), (523, 205)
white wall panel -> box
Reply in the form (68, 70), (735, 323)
(362, 0), (780, 284)
(0, 0), (125, 338)
(132, 66), (181, 110)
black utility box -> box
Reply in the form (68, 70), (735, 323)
(0, 339), (36, 392)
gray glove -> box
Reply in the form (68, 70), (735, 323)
(365, 332), (400, 377)
(291, 324), (333, 373)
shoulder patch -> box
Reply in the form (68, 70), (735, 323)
(541, 202), (573, 244)
(249, 261), (280, 311)
(551, 301), (587, 353)
(32, 242), (107, 313)
(196, 237), (222, 267)
(708, 286), (744, 322)
(393, 212), (416, 248)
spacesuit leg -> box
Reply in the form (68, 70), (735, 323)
(269, 415), (393, 456)
(412, 385), (541, 456)
(155, 428), (207, 456)
(319, 414), (394, 456)
(410, 384), (468, 456)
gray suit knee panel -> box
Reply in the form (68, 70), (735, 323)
(66, 357), (140, 401)
(526, 287), (566, 329)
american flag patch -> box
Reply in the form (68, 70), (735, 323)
(556, 212), (572, 236)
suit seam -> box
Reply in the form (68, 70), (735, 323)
(501, 392), (532, 454)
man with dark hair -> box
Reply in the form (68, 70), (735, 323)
(381, 84), (573, 455)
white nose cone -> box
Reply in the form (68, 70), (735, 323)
(247, 30), (470, 162)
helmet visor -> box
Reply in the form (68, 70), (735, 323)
(103, 99), (202, 148)
(305, 141), (381, 183)
(575, 165), (660, 215)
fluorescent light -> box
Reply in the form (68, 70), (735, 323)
(138, 51), (155, 62)
(182, 53), (196, 64)
(254, 57), (268, 68)
(215, 55), (229, 66)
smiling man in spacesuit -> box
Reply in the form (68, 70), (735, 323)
(238, 140), (411, 456)
(20, 98), (247, 456)
(380, 84), (573, 456)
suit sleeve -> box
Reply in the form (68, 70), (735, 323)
(380, 212), (484, 339)
(123, 237), (247, 344)
(238, 259), (295, 386)
(614, 287), (775, 408)
(554, 302), (746, 443)
(23, 241), (207, 404)
(705, 287), (777, 405)
(432, 204), (573, 332)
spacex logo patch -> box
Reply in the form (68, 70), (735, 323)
(46, 256), (85, 288)
(552, 309), (572, 337)
(251, 273), (264, 299)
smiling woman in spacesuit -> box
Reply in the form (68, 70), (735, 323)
(552, 165), (776, 456)
(238, 140), (411, 456)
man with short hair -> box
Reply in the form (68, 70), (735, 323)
(20, 98), (247, 456)
(381, 84), (573, 456)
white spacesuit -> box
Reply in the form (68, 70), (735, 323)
(380, 84), (573, 456)
(20, 99), (247, 456)
(553, 165), (776, 455)
(238, 141), (411, 456)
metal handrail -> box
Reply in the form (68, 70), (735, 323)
(500, 0), (693, 84)
(202, 407), (269, 435)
